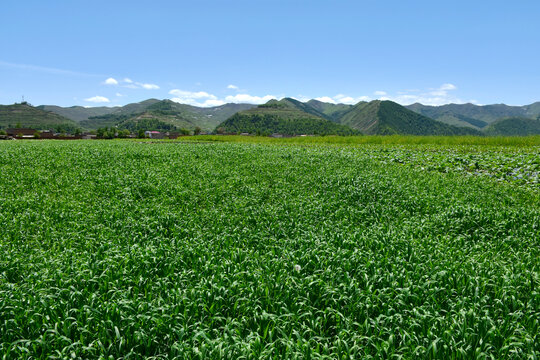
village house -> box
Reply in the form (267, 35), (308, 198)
(5, 128), (38, 138)
(145, 131), (165, 139)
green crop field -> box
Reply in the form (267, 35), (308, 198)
(0, 140), (538, 359)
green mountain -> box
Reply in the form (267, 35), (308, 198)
(339, 100), (482, 135)
(484, 117), (540, 136)
(50, 99), (255, 131)
(36, 105), (117, 122)
(0, 103), (78, 131)
(305, 100), (354, 122)
(217, 98), (360, 136)
(406, 102), (540, 128)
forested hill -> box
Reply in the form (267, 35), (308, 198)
(0, 103), (78, 131)
(406, 102), (540, 130)
(216, 99), (360, 135)
(338, 100), (482, 135)
(484, 117), (540, 136)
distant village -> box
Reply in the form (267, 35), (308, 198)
(0, 128), (212, 140)
(0, 127), (307, 140)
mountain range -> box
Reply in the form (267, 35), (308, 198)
(1, 98), (539, 136)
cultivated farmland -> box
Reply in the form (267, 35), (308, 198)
(0, 140), (538, 359)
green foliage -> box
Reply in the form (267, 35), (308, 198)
(0, 103), (78, 130)
(184, 134), (540, 146)
(406, 102), (540, 124)
(484, 117), (540, 136)
(306, 99), (355, 122)
(340, 101), (483, 136)
(83, 113), (132, 130)
(117, 118), (176, 132)
(96, 127), (117, 139)
(0, 141), (538, 358)
(219, 112), (360, 136)
(37, 105), (116, 122)
(79, 100), (256, 132)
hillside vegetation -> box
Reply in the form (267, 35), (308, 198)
(4, 98), (540, 136)
(0, 103), (78, 131)
(217, 99), (361, 135)
(339, 100), (482, 135)
(48, 99), (255, 131)
(406, 102), (540, 128)
(484, 117), (540, 136)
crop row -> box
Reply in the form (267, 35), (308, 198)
(0, 141), (538, 358)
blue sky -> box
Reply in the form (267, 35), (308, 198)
(1, 0), (539, 107)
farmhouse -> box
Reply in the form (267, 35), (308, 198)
(145, 131), (165, 139)
(6, 128), (37, 138)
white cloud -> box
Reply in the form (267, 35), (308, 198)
(103, 77), (159, 89)
(103, 77), (118, 85)
(314, 96), (336, 104)
(292, 95), (311, 102)
(380, 83), (462, 106)
(440, 83), (457, 91)
(227, 84), (239, 90)
(334, 94), (371, 104)
(169, 89), (217, 99)
(116, 93), (124, 97)
(169, 89), (225, 107)
(168, 88), (277, 107)
(84, 96), (110, 103)
(224, 94), (277, 104)
(202, 99), (227, 107)
(138, 83), (159, 90)
(165, 83), (465, 108)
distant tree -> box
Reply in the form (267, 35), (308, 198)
(17, 133), (23, 138)
(179, 128), (190, 135)
(33, 131), (41, 139)
(194, 126), (202, 135)
(97, 128), (105, 138)
(0, 130), (6, 135)
(138, 129), (146, 138)
(105, 128), (115, 139)
(74, 128), (82, 136)
(15, 122), (22, 128)
(118, 129), (130, 138)
(216, 127), (225, 134)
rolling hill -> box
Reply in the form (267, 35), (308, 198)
(0, 103), (79, 131)
(406, 102), (540, 129)
(36, 105), (117, 122)
(216, 98), (360, 136)
(305, 100), (354, 122)
(338, 100), (482, 135)
(484, 117), (540, 136)
(45, 99), (256, 131)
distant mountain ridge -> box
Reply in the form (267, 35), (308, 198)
(2, 98), (540, 136)
(337, 100), (481, 135)
(484, 117), (540, 136)
(0, 103), (78, 131)
(406, 102), (540, 130)
(217, 98), (360, 136)
(39, 99), (256, 131)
